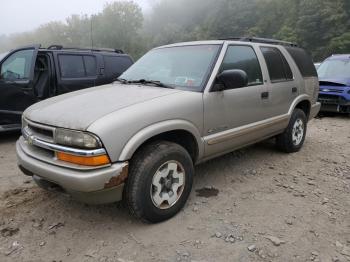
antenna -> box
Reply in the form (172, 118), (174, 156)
(90, 15), (94, 50)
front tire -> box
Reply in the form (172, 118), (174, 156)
(276, 109), (307, 153)
(124, 141), (194, 223)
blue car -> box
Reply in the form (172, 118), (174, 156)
(317, 54), (350, 113)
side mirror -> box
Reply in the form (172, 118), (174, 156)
(213, 69), (248, 91)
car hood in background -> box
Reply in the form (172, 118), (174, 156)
(24, 83), (181, 130)
(319, 78), (350, 87)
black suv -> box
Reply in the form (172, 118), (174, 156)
(0, 45), (133, 132)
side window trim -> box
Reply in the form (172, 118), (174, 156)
(219, 44), (264, 87)
(260, 46), (294, 84)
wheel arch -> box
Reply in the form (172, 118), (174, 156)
(118, 120), (204, 163)
(289, 95), (312, 120)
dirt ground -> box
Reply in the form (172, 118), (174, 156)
(0, 115), (349, 262)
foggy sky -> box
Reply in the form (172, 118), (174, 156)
(0, 0), (151, 35)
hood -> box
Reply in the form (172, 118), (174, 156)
(25, 83), (181, 130)
(319, 78), (350, 87)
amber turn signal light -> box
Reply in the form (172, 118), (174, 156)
(56, 152), (110, 166)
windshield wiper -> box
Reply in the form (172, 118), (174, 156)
(126, 79), (174, 89)
(114, 78), (128, 84)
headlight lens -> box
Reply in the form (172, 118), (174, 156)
(54, 129), (101, 149)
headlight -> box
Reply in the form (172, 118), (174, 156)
(54, 129), (102, 149)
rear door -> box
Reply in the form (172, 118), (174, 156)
(0, 45), (39, 127)
(259, 46), (297, 118)
(54, 52), (98, 95)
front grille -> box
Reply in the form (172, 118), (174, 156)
(26, 121), (55, 143)
(318, 94), (339, 104)
(28, 124), (53, 140)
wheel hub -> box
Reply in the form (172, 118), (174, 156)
(150, 161), (185, 209)
(292, 119), (304, 146)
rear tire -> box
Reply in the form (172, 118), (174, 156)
(276, 109), (307, 153)
(124, 141), (194, 223)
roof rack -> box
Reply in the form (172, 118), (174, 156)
(47, 45), (124, 54)
(219, 37), (298, 47)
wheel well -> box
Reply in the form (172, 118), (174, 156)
(295, 100), (311, 119)
(133, 130), (199, 162)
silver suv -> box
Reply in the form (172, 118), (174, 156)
(16, 38), (320, 223)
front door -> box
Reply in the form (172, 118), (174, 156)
(0, 45), (39, 128)
(203, 44), (269, 158)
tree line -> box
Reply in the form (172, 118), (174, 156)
(0, 0), (349, 61)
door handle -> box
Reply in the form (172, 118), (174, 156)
(261, 91), (269, 99)
(292, 87), (298, 93)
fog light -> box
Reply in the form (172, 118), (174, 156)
(56, 152), (110, 166)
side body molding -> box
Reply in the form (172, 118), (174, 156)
(118, 120), (204, 162)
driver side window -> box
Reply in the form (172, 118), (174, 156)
(0, 50), (34, 80)
(221, 45), (263, 86)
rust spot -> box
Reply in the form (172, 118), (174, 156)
(104, 163), (129, 189)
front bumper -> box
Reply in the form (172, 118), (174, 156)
(318, 93), (350, 113)
(16, 138), (128, 204)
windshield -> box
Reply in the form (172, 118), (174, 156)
(318, 59), (350, 79)
(120, 45), (221, 91)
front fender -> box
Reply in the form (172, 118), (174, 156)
(118, 119), (204, 161)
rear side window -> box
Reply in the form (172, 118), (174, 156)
(83, 56), (97, 77)
(220, 45), (263, 86)
(59, 55), (97, 78)
(104, 56), (133, 79)
(285, 47), (317, 77)
(260, 47), (293, 82)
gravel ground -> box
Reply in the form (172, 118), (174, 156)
(0, 115), (349, 262)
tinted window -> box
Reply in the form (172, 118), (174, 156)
(83, 56), (97, 77)
(104, 56), (133, 79)
(221, 45), (263, 86)
(261, 47), (293, 82)
(59, 55), (85, 78)
(285, 47), (317, 77)
(281, 54), (293, 80)
(0, 49), (34, 80)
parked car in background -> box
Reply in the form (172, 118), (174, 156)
(317, 54), (350, 113)
(17, 38), (320, 223)
(0, 45), (133, 132)
(314, 62), (321, 70)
